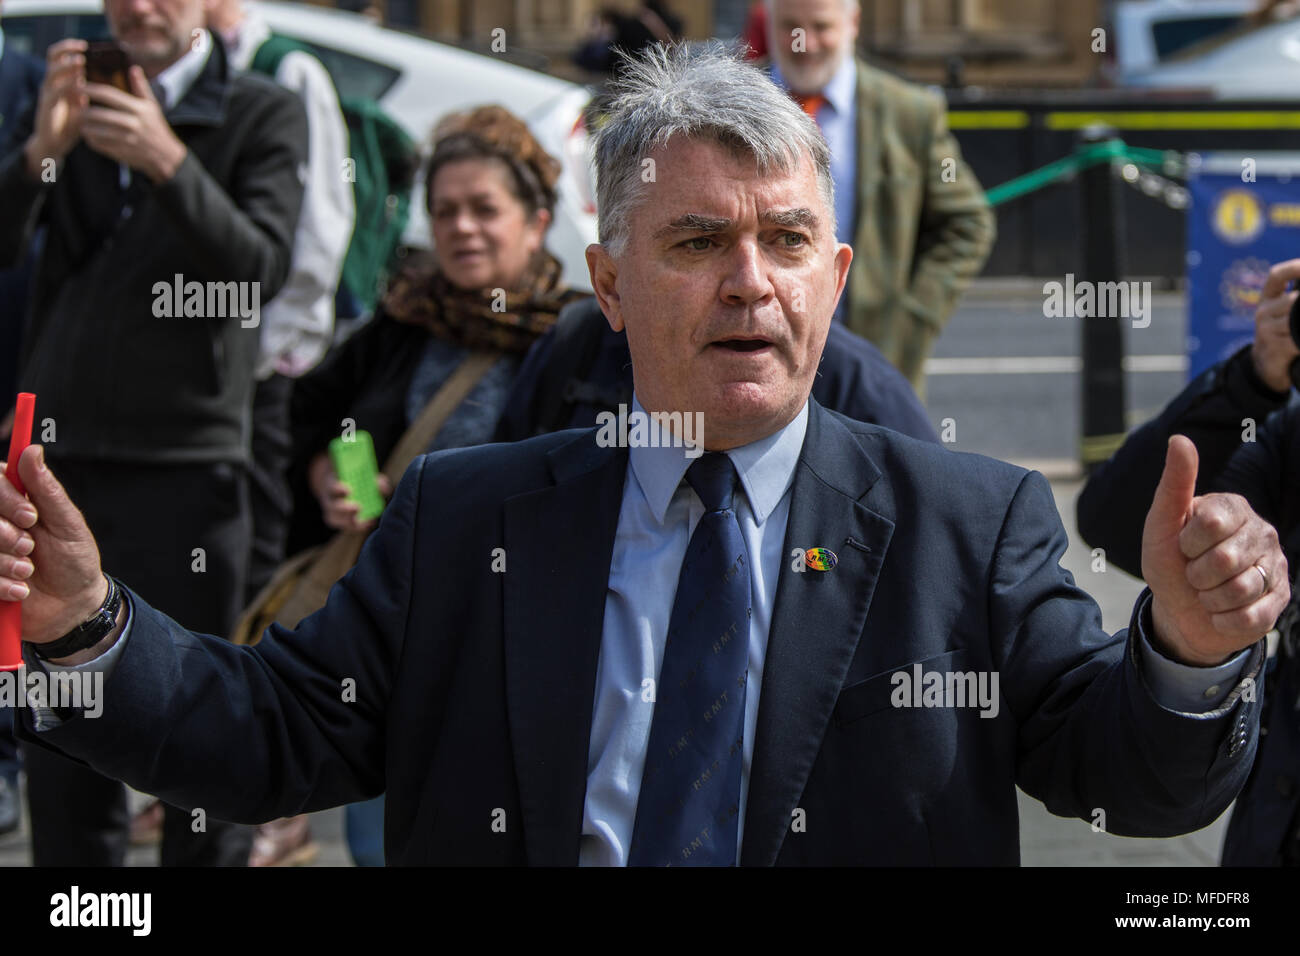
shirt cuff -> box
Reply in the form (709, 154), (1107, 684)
(29, 592), (133, 731)
(1134, 592), (1258, 713)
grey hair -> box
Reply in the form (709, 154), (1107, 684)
(594, 41), (835, 257)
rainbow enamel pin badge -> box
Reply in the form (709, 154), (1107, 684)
(804, 547), (838, 571)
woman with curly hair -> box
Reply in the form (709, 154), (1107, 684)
(292, 104), (587, 543)
(254, 105), (587, 867)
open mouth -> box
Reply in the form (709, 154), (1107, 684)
(120, 21), (165, 37)
(712, 338), (772, 353)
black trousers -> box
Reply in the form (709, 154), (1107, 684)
(246, 373), (294, 603)
(22, 458), (254, 866)
(0, 709), (17, 779)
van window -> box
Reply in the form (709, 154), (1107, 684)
(294, 43), (400, 102)
(1, 13), (111, 56)
(1151, 15), (1245, 60)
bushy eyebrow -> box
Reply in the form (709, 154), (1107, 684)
(653, 213), (732, 239)
(653, 208), (821, 240)
(764, 207), (819, 232)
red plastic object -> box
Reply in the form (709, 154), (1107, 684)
(1, 393), (35, 670)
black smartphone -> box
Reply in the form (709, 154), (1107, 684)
(84, 40), (133, 95)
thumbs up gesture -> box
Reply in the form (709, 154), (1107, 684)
(1142, 435), (1289, 665)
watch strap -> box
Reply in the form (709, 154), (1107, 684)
(30, 575), (122, 661)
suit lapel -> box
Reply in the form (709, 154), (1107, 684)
(741, 403), (896, 865)
(504, 432), (627, 865)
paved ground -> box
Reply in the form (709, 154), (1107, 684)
(926, 278), (1190, 469)
(0, 802), (353, 868)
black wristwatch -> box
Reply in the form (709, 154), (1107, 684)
(29, 575), (123, 661)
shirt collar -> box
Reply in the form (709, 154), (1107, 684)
(769, 53), (856, 116)
(152, 28), (212, 111)
(220, 12), (271, 72)
(628, 394), (809, 527)
(822, 54), (857, 116)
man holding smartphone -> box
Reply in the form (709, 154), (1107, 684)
(0, 0), (307, 867)
(0, 0), (44, 840)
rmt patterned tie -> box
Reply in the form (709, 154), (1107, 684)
(629, 453), (752, 866)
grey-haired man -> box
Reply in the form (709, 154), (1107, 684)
(0, 44), (1287, 865)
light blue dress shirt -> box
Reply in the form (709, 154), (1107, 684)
(578, 396), (808, 866)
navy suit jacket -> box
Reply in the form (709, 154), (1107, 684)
(22, 400), (1262, 864)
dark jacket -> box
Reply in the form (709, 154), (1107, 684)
(0, 35), (307, 464)
(0, 38), (42, 157)
(1077, 345), (1296, 574)
(291, 315), (430, 488)
(287, 285), (586, 553)
(495, 296), (940, 444)
(0, 38), (44, 402)
(287, 312), (430, 554)
(21, 399), (1261, 864)
(1076, 344), (1300, 865)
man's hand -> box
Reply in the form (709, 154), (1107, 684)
(80, 66), (187, 184)
(1250, 258), (1300, 392)
(0, 446), (111, 648)
(23, 39), (90, 179)
(1142, 435), (1290, 666)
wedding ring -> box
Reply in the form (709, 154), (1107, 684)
(1254, 563), (1271, 596)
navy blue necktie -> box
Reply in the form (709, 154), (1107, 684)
(628, 453), (752, 866)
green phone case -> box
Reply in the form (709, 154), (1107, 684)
(329, 430), (385, 522)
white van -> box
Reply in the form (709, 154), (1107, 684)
(1107, 0), (1257, 83)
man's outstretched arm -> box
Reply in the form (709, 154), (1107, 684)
(1006, 437), (1285, 834)
(0, 444), (419, 823)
